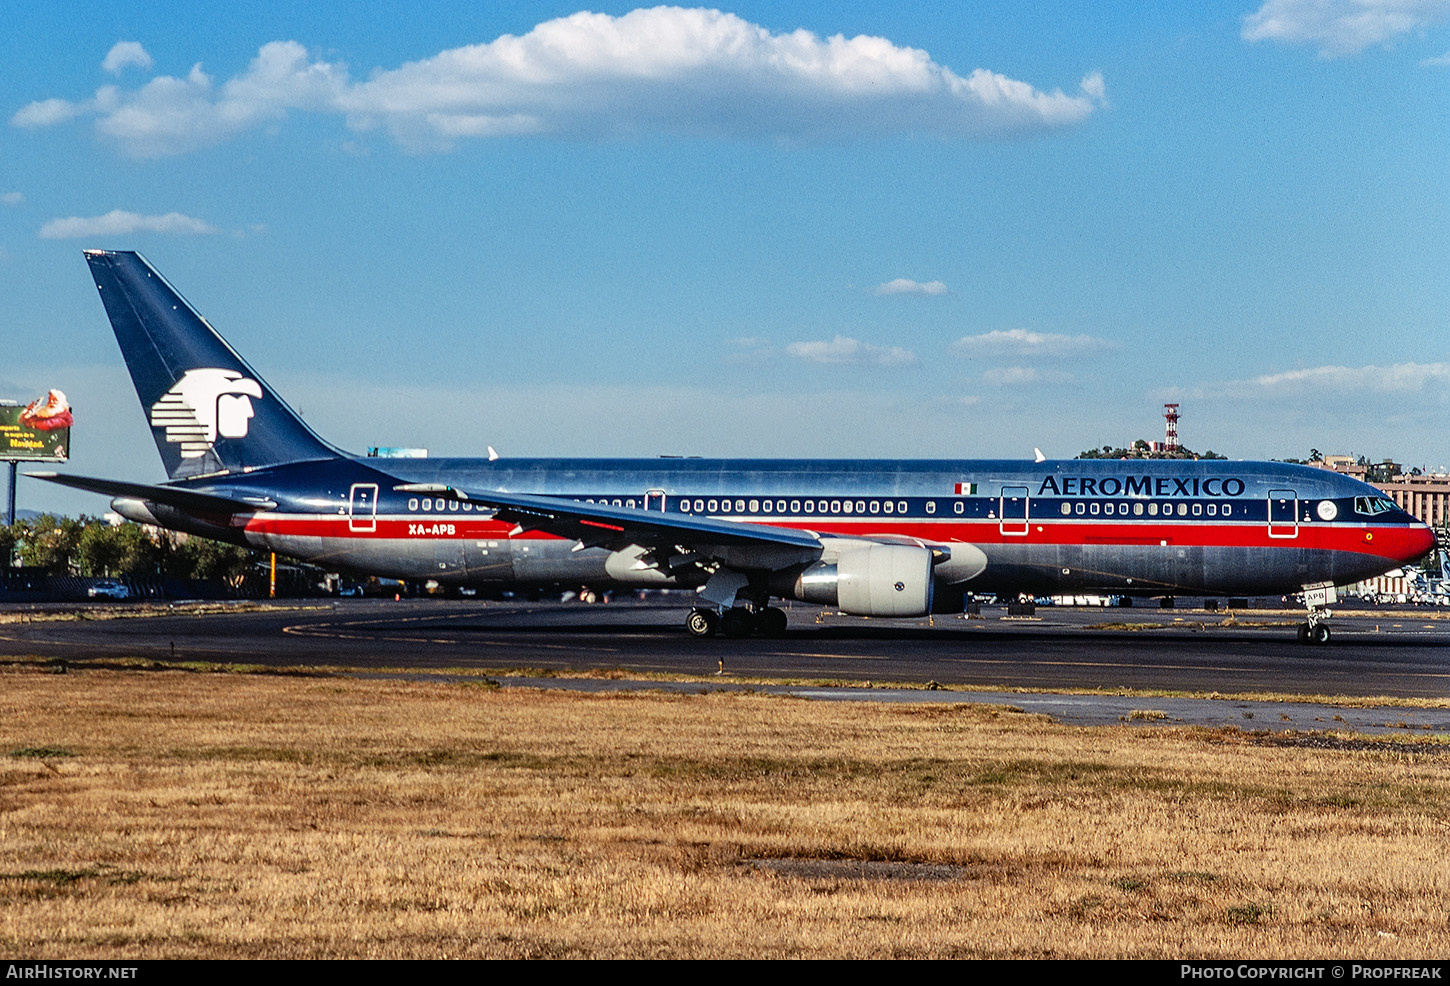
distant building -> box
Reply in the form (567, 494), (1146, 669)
(1316, 457), (1449, 532)
(1375, 473), (1450, 533)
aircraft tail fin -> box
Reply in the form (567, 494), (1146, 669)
(84, 250), (340, 479)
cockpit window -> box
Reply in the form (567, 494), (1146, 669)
(1354, 496), (1395, 516)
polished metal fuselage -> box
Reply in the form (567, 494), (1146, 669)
(127, 454), (1434, 598)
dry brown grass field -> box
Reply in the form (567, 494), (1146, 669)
(2, 663), (1448, 959)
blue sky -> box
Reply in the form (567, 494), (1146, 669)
(4, 1), (1449, 515)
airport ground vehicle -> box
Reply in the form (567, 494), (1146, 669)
(86, 579), (131, 600)
(37, 251), (1436, 643)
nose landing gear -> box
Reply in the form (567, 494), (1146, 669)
(1296, 619), (1331, 645)
(1297, 582), (1335, 645)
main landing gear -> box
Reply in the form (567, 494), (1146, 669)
(686, 605), (788, 639)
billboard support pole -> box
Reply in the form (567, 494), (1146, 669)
(5, 461), (14, 528)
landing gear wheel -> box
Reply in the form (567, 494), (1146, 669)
(1311, 623), (1331, 645)
(757, 607), (788, 638)
(1297, 624), (1311, 644)
(719, 608), (755, 639)
(686, 608), (718, 638)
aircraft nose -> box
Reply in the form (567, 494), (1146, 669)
(1405, 520), (1438, 561)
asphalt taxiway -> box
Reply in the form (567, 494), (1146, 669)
(3, 598), (1449, 712)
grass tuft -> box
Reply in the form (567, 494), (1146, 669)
(8, 746), (74, 758)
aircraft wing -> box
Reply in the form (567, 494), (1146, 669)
(394, 482), (825, 570)
(27, 472), (276, 514)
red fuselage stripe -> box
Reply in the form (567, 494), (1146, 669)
(243, 514), (1432, 562)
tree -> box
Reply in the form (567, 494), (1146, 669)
(174, 536), (253, 586)
(76, 522), (162, 577)
(1076, 441), (1226, 460)
(14, 515), (87, 574)
(0, 524), (16, 570)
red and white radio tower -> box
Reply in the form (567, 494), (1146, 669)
(1163, 403), (1180, 455)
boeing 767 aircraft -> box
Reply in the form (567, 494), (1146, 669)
(35, 251), (1436, 643)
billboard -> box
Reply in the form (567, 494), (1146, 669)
(1, 390), (72, 462)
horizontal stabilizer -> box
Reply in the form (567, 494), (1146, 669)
(27, 472), (275, 514)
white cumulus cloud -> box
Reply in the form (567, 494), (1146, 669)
(952, 328), (1113, 359)
(875, 278), (947, 296)
(39, 210), (220, 239)
(2, 192), (23, 206)
(1243, 0), (1450, 57)
(785, 335), (917, 367)
(12, 98), (85, 129)
(102, 42), (154, 75)
(13, 8), (1106, 157)
(92, 44), (348, 158)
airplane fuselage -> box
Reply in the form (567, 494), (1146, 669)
(115, 454), (1432, 601)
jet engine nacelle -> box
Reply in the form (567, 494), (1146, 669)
(787, 542), (934, 617)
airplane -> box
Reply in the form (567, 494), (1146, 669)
(33, 250), (1436, 645)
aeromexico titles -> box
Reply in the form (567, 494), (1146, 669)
(34, 251), (1434, 644)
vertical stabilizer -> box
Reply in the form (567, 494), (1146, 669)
(85, 250), (339, 479)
